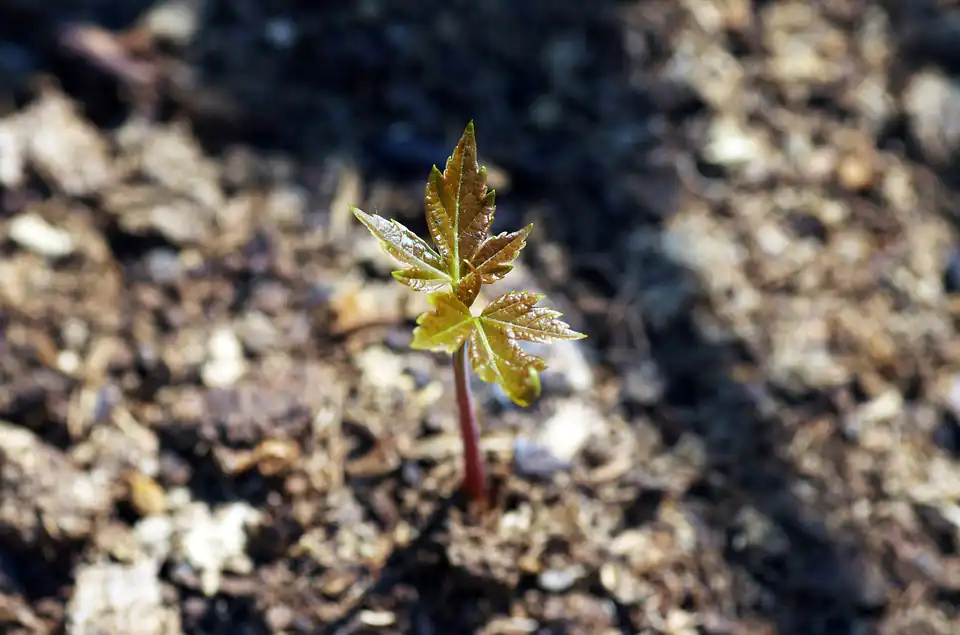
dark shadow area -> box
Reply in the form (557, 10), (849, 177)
(154, 421), (289, 509)
(316, 493), (515, 635)
(303, 485), (639, 634)
(642, 281), (885, 633)
(878, 0), (960, 204)
(0, 2), (673, 253)
(176, 591), (272, 635)
(0, 536), (83, 606)
(884, 0), (960, 76)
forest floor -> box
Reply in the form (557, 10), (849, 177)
(2, 1), (960, 634)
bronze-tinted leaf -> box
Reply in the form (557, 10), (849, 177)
(480, 290), (586, 343)
(453, 123), (496, 264)
(352, 206), (451, 293)
(469, 319), (546, 407)
(472, 225), (532, 281)
(454, 272), (483, 307)
(393, 269), (451, 294)
(467, 289), (583, 406)
(457, 224), (532, 304)
(424, 167), (456, 269)
(410, 292), (475, 354)
(426, 122), (496, 283)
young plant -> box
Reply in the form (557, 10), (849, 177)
(352, 122), (585, 505)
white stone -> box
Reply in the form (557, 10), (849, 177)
(9, 213), (75, 258)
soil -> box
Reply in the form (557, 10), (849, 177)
(2, 1), (960, 634)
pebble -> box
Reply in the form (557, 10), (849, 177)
(201, 327), (247, 388)
(703, 115), (764, 169)
(133, 516), (175, 562)
(534, 400), (604, 464)
(355, 345), (409, 393)
(0, 421), (113, 543)
(600, 561), (647, 605)
(142, 0), (205, 47)
(0, 117), (24, 188)
(265, 604), (295, 631)
(236, 311), (279, 354)
(856, 390), (904, 426)
(174, 501), (261, 596)
(903, 70), (960, 164)
(23, 88), (113, 197)
(57, 350), (81, 375)
(67, 561), (179, 635)
(127, 472), (167, 517)
(620, 360), (666, 406)
(540, 339), (594, 393)
(359, 610), (396, 627)
(8, 212), (75, 258)
(836, 153), (874, 191)
(537, 564), (587, 592)
(145, 248), (182, 284)
(265, 17), (298, 49)
(513, 437), (572, 479)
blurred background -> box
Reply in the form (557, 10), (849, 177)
(1, 0), (960, 634)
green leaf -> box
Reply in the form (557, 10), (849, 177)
(424, 168), (456, 271)
(423, 122), (497, 300)
(467, 290), (585, 406)
(410, 292), (474, 354)
(352, 206), (451, 293)
(356, 122), (505, 306)
(469, 318), (546, 407)
(479, 291), (586, 343)
(458, 224), (532, 305)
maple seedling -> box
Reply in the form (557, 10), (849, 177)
(351, 122), (585, 506)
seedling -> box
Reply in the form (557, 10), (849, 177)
(352, 122), (585, 505)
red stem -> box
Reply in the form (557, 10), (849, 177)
(453, 343), (486, 504)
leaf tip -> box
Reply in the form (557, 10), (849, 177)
(509, 367), (542, 408)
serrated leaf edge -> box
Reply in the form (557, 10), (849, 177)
(469, 319), (543, 407)
(351, 205), (452, 284)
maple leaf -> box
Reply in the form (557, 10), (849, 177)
(472, 290), (585, 406)
(457, 223), (533, 306)
(410, 290), (585, 407)
(355, 122), (528, 306)
(425, 121), (495, 278)
(409, 292), (474, 354)
(352, 206), (451, 293)
(477, 290), (586, 344)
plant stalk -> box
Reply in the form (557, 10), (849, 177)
(453, 343), (486, 504)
